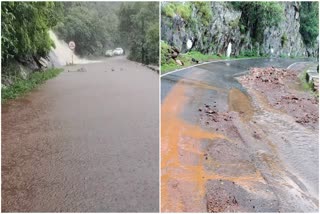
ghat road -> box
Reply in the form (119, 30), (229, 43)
(161, 58), (319, 212)
(2, 56), (159, 212)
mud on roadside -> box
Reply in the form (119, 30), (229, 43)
(238, 66), (319, 130)
(197, 104), (280, 212)
(196, 65), (319, 212)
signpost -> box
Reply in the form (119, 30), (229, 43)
(68, 41), (76, 65)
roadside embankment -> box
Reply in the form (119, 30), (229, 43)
(2, 68), (62, 103)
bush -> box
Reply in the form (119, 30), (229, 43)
(162, 3), (175, 18)
(162, 3), (192, 21)
(230, 2), (284, 43)
(161, 41), (172, 65)
(2, 68), (63, 102)
(1, 2), (62, 65)
(193, 2), (213, 26)
(229, 19), (239, 29)
(300, 2), (319, 46)
(239, 49), (258, 57)
(118, 2), (159, 65)
(55, 2), (121, 57)
(281, 33), (288, 47)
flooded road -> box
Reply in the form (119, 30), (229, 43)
(2, 56), (159, 212)
(161, 58), (319, 212)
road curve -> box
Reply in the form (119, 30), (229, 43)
(161, 58), (318, 212)
(2, 56), (159, 212)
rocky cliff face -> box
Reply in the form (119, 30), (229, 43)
(263, 2), (307, 57)
(161, 2), (318, 57)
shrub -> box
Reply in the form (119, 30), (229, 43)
(240, 49), (258, 57)
(2, 68), (62, 102)
(193, 2), (213, 26)
(281, 33), (288, 47)
(300, 2), (319, 46)
(162, 3), (175, 18)
(230, 2), (284, 43)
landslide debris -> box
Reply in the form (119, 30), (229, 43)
(239, 67), (318, 130)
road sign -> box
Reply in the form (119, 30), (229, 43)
(69, 41), (76, 50)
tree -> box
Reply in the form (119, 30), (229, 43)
(54, 2), (121, 56)
(1, 2), (62, 65)
(118, 2), (159, 64)
(300, 2), (319, 46)
(231, 2), (284, 43)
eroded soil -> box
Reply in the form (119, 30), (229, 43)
(161, 60), (319, 213)
(238, 66), (318, 130)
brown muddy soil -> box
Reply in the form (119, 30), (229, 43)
(196, 66), (319, 212)
(238, 66), (319, 130)
(198, 104), (282, 212)
(162, 59), (318, 212)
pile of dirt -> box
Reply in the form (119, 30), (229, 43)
(241, 67), (297, 86)
(198, 103), (241, 139)
(206, 180), (279, 213)
(239, 67), (319, 130)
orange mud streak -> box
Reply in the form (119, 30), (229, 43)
(161, 81), (264, 212)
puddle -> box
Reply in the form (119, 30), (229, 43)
(162, 59), (319, 212)
(161, 81), (264, 212)
(228, 88), (254, 121)
(161, 81), (225, 212)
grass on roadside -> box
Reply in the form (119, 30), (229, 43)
(299, 70), (319, 100)
(161, 51), (227, 74)
(161, 50), (263, 75)
(2, 68), (63, 103)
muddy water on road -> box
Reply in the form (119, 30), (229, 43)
(228, 88), (254, 121)
(2, 56), (159, 212)
(161, 58), (318, 212)
(161, 79), (229, 212)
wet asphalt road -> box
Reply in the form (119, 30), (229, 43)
(162, 58), (313, 100)
(2, 56), (159, 212)
(161, 58), (319, 212)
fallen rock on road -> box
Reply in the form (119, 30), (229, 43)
(238, 66), (319, 130)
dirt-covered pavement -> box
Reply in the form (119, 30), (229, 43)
(2, 56), (159, 212)
(161, 58), (318, 212)
(238, 65), (318, 130)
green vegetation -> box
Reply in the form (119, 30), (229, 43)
(300, 2), (319, 46)
(1, 2), (62, 65)
(161, 52), (262, 74)
(230, 2), (284, 43)
(55, 2), (159, 63)
(1, 2), (64, 101)
(193, 2), (212, 26)
(229, 19), (240, 29)
(54, 2), (120, 56)
(300, 71), (313, 90)
(162, 2), (212, 26)
(230, 2), (318, 47)
(161, 41), (224, 74)
(2, 68), (62, 102)
(239, 49), (259, 57)
(161, 41), (264, 74)
(281, 33), (288, 47)
(299, 70), (318, 100)
(55, 2), (159, 64)
(118, 2), (159, 65)
(162, 2), (192, 21)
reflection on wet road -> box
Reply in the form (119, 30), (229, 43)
(2, 56), (159, 212)
(161, 58), (319, 212)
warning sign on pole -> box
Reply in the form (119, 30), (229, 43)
(68, 41), (76, 50)
(68, 41), (76, 65)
